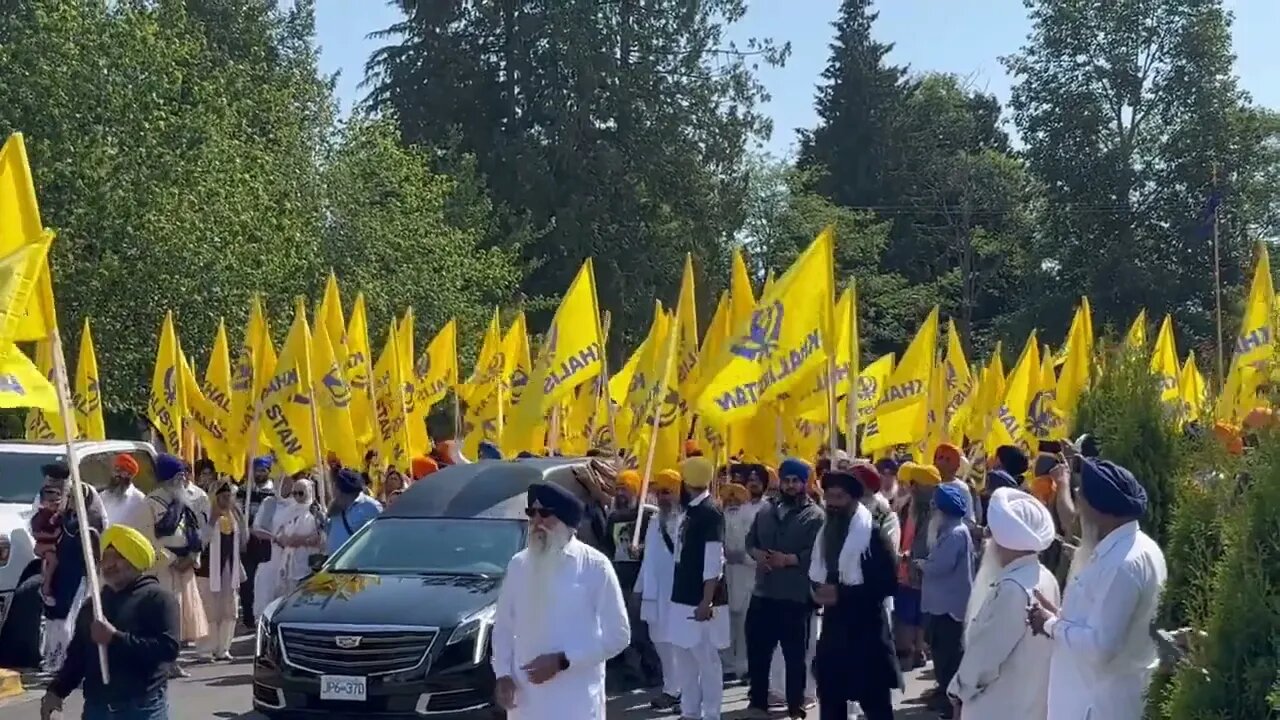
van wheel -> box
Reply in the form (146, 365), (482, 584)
(0, 575), (44, 669)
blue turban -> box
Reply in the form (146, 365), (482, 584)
(934, 482), (968, 518)
(155, 453), (185, 483)
(874, 458), (899, 475)
(477, 441), (503, 461)
(334, 468), (364, 495)
(779, 457), (811, 482)
(527, 482), (584, 528)
(1080, 459), (1147, 517)
(252, 456), (274, 473)
(985, 469), (1021, 492)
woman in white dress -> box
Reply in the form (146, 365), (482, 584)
(250, 474), (292, 618)
(274, 478), (325, 595)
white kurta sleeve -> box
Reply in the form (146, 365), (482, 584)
(948, 580), (1029, 703)
(565, 557), (631, 669)
(490, 557), (521, 680)
(702, 541), (724, 581)
(808, 528), (827, 584)
(1051, 565), (1144, 664)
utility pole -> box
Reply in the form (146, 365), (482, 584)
(1212, 163), (1225, 388)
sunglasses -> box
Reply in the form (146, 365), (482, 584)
(525, 507), (555, 519)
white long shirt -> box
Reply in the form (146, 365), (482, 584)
(949, 554), (1059, 720)
(664, 491), (730, 651)
(491, 537), (630, 720)
(1046, 521), (1167, 720)
(99, 484), (147, 529)
(635, 507), (680, 644)
(723, 501), (761, 613)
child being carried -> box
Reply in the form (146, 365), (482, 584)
(31, 485), (65, 606)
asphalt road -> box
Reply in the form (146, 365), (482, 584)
(0, 636), (943, 719)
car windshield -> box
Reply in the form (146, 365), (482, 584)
(0, 448), (157, 505)
(328, 518), (524, 576)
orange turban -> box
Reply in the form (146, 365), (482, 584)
(411, 455), (439, 480)
(652, 468), (682, 493)
(1212, 422), (1244, 456)
(1029, 474), (1057, 506)
(684, 440), (702, 457)
(719, 482), (750, 504)
(114, 454), (139, 477)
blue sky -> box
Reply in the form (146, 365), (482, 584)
(316, 0), (1280, 158)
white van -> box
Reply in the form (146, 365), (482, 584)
(0, 440), (157, 669)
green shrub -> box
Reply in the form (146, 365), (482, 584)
(1071, 347), (1185, 546)
(1162, 436), (1280, 720)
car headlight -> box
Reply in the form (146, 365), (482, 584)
(0, 532), (10, 568)
(446, 604), (496, 665)
(255, 597), (284, 658)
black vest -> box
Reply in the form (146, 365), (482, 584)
(671, 500), (728, 607)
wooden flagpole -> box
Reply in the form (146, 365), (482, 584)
(49, 327), (110, 684)
(631, 320), (680, 550)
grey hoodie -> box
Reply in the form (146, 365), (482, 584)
(745, 497), (825, 604)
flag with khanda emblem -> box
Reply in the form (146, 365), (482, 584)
(148, 312), (185, 455)
(312, 316), (361, 469)
(1028, 344), (1065, 440)
(230, 296), (275, 463)
(462, 310), (505, 458)
(697, 229), (835, 428)
(397, 309), (430, 457)
(180, 346), (234, 472)
(344, 293), (376, 447)
(261, 301), (318, 474)
(985, 332), (1039, 457)
(73, 320), (105, 440)
(0, 133), (58, 342)
(1217, 243), (1274, 422)
(21, 339), (65, 438)
(414, 319), (458, 412)
(862, 308), (938, 453)
(372, 323), (412, 470)
(1150, 314), (1181, 414)
(836, 353), (894, 434)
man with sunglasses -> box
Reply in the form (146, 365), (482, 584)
(491, 481), (630, 720)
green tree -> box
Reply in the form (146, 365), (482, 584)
(1004, 0), (1280, 353)
(319, 116), (521, 363)
(365, 0), (788, 356)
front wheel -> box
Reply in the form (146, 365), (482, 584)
(0, 574), (44, 669)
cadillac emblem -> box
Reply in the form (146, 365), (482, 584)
(334, 636), (363, 649)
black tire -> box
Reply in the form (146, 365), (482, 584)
(0, 574), (44, 670)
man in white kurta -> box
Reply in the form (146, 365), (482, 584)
(1030, 459), (1167, 720)
(99, 454), (148, 529)
(667, 458), (731, 720)
(720, 480), (759, 680)
(949, 488), (1060, 720)
(492, 482), (631, 720)
(635, 468), (684, 709)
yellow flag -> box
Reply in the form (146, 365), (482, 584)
(694, 291), (731, 407)
(986, 333), (1039, 457)
(793, 286), (854, 421)
(148, 312), (185, 455)
(697, 229), (835, 428)
(72, 320), (106, 441)
(942, 319), (973, 432)
(312, 316), (362, 469)
(619, 303), (668, 446)
(203, 320), (234, 433)
(1216, 245), (1274, 421)
(1179, 352), (1206, 424)
(728, 249), (755, 342)
(372, 323), (412, 470)
(0, 232), (53, 349)
(415, 319), (458, 412)
(1150, 314), (1181, 408)
(0, 344), (58, 416)
(344, 293), (376, 446)
(504, 260), (605, 451)
(319, 271), (348, 362)
(838, 353), (894, 434)
(1125, 309), (1147, 349)
(461, 310), (505, 458)
(463, 309), (503, 404)
(674, 255), (700, 403)
(1056, 299), (1093, 424)
(561, 377), (604, 456)
(0, 133), (57, 341)
(1029, 344), (1065, 440)
(261, 301), (318, 474)
(502, 312), (538, 455)
(181, 346), (234, 471)
(396, 310), (430, 456)
(230, 296), (272, 464)
(863, 308), (939, 453)
(922, 357), (950, 462)
(963, 344), (1006, 443)
(630, 310), (684, 470)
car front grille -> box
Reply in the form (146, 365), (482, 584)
(278, 624), (438, 676)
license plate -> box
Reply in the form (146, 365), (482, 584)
(319, 675), (367, 702)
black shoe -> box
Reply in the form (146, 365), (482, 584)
(649, 693), (679, 710)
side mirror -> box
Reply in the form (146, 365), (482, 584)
(308, 554), (328, 573)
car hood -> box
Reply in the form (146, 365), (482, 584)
(271, 572), (502, 629)
(0, 502), (34, 535)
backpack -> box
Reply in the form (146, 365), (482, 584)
(152, 498), (202, 558)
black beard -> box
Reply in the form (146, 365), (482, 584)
(780, 491), (801, 506)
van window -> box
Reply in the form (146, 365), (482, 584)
(79, 450), (158, 494)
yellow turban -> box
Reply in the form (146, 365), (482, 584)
(718, 482), (750, 504)
(618, 469), (641, 494)
(901, 461), (941, 487)
(653, 468), (682, 493)
(681, 457), (715, 490)
(101, 524), (155, 571)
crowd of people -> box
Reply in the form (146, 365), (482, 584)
(26, 434), (1169, 720)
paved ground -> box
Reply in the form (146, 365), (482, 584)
(0, 636), (943, 718)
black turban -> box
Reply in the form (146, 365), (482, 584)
(527, 482), (584, 528)
(334, 468), (364, 494)
(819, 470), (865, 500)
(42, 462), (71, 481)
(985, 469), (1021, 492)
(996, 445), (1029, 477)
(1080, 458), (1147, 518)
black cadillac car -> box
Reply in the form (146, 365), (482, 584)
(251, 457), (594, 718)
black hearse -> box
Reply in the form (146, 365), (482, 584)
(251, 457), (593, 718)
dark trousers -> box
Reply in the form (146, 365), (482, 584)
(620, 591), (662, 685)
(239, 559), (259, 625)
(818, 687), (894, 720)
(926, 613), (964, 694)
(746, 595), (811, 712)
(83, 688), (168, 719)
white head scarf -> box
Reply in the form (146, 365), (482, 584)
(273, 478), (315, 535)
(987, 487), (1055, 552)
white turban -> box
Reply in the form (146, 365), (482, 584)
(987, 487), (1055, 552)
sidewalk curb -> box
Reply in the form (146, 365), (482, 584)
(0, 669), (22, 700)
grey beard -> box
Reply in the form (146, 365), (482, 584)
(1067, 517), (1100, 587)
